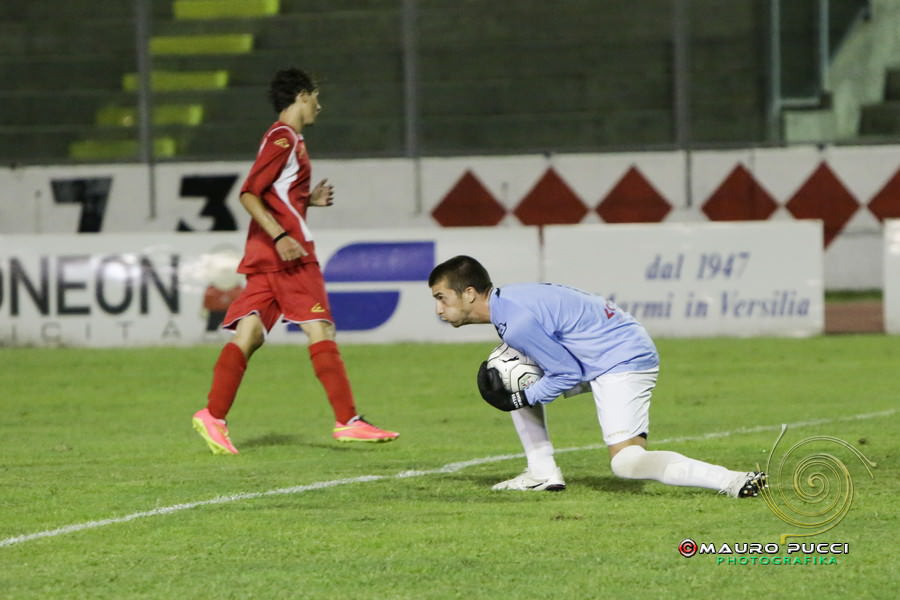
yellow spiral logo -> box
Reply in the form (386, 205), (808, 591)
(760, 425), (876, 544)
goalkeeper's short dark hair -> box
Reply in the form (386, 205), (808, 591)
(268, 68), (317, 113)
(429, 255), (493, 296)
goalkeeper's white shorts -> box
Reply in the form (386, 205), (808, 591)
(589, 368), (659, 446)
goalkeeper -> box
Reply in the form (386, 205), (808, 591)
(428, 255), (765, 498)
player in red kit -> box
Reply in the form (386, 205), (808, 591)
(192, 68), (399, 454)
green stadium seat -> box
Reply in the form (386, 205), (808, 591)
(68, 137), (178, 161)
(122, 70), (230, 92)
(150, 34), (254, 55)
(96, 104), (205, 127)
(174, 0), (280, 20)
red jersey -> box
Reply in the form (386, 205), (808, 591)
(237, 121), (318, 274)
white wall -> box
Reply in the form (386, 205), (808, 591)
(1, 144), (897, 290)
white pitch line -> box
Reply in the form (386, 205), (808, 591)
(1, 408), (894, 549)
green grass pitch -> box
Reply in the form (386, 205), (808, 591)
(0, 336), (897, 599)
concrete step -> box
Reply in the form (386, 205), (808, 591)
(420, 76), (670, 116)
(417, 41), (671, 82)
(152, 50), (400, 85)
(0, 19), (136, 56)
(417, 0), (673, 44)
(0, 56), (134, 91)
(0, 0), (170, 20)
(417, 111), (674, 154)
(69, 137), (178, 161)
(96, 104), (205, 127)
(885, 69), (900, 101)
(859, 101), (900, 135)
(0, 91), (110, 126)
(171, 119), (404, 159)
(151, 10), (400, 47)
(0, 125), (91, 164)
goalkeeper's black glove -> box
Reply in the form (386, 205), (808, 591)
(476, 361), (529, 411)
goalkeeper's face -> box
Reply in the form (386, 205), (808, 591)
(431, 279), (477, 327)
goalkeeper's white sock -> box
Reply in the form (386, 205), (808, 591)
(510, 403), (558, 479)
(609, 445), (741, 492)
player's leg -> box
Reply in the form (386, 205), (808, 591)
(595, 370), (765, 498)
(299, 319), (398, 442)
(192, 315), (265, 455)
(278, 264), (397, 442)
(207, 313), (266, 415)
(300, 319), (356, 424)
(492, 403), (566, 491)
(192, 275), (279, 455)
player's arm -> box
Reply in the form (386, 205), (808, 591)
(502, 317), (582, 406)
(240, 130), (307, 261)
(239, 192), (307, 261)
(475, 315), (581, 411)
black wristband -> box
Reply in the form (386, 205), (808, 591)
(273, 231), (289, 243)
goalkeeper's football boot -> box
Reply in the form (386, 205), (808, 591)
(723, 471), (767, 498)
(332, 416), (399, 443)
(192, 408), (239, 455)
(491, 467), (566, 492)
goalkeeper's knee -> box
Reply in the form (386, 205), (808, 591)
(609, 445), (647, 479)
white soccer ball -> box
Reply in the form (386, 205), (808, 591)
(486, 343), (543, 393)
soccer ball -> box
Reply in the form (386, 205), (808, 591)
(486, 343), (543, 393)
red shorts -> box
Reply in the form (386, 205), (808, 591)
(222, 263), (333, 332)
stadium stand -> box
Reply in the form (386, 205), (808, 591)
(0, 0), (884, 164)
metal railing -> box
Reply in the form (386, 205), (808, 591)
(767, 0), (871, 140)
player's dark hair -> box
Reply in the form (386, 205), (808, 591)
(428, 255), (493, 296)
(268, 68), (317, 113)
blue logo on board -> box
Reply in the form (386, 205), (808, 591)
(289, 241), (435, 332)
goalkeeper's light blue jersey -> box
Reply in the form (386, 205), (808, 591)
(489, 283), (659, 405)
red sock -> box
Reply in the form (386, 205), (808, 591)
(206, 342), (247, 419)
(309, 340), (357, 424)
